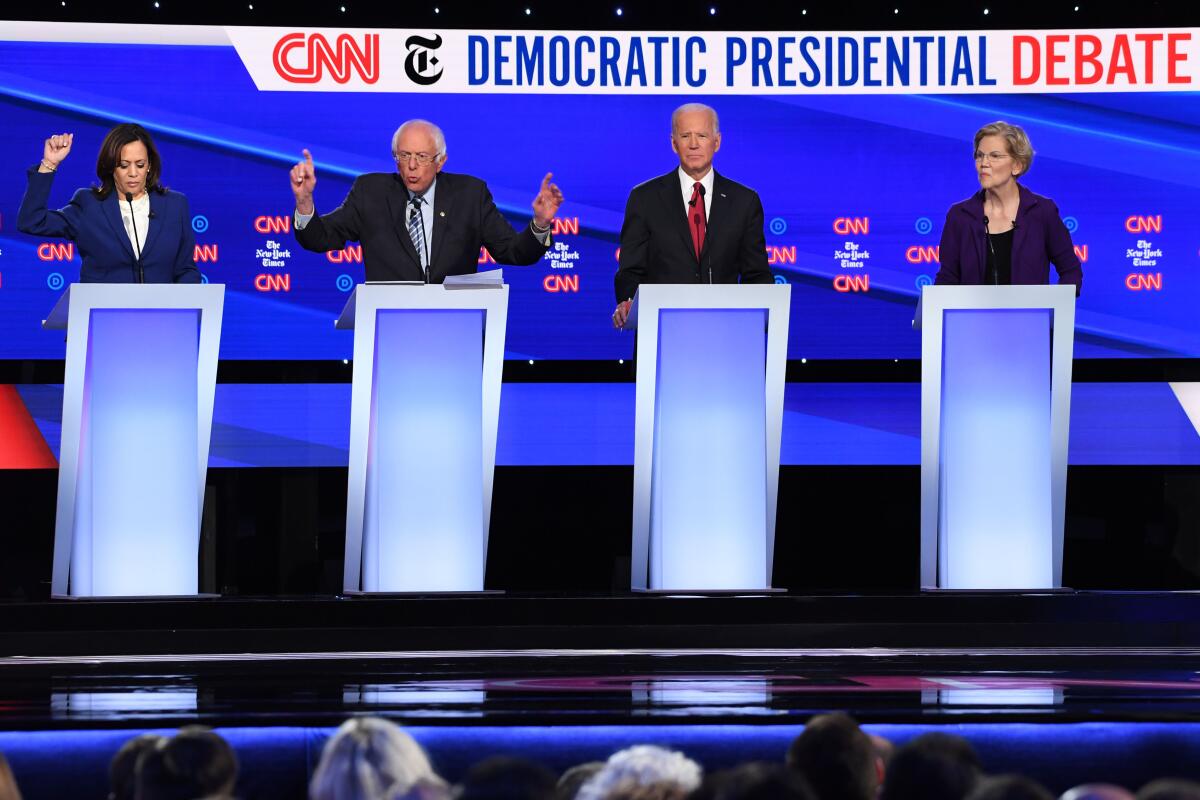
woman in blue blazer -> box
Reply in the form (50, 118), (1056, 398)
(18, 123), (201, 283)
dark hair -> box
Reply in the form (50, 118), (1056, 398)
(134, 727), (237, 800)
(1139, 780), (1200, 800)
(93, 123), (165, 200)
(692, 762), (816, 800)
(557, 762), (604, 800)
(457, 756), (558, 800)
(109, 734), (166, 800)
(786, 712), (878, 800)
(880, 732), (981, 800)
(967, 775), (1054, 800)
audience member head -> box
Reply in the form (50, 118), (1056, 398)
(457, 756), (557, 800)
(969, 775), (1054, 800)
(310, 717), (445, 800)
(135, 726), (237, 800)
(785, 712), (880, 800)
(1138, 780), (1200, 800)
(1061, 785), (1136, 800)
(692, 762), (816, 800)
(576, 745), (702, 800)
(880, 731), (982, 800)
(110, 734), (167, 800)
(557, 763), (605, 800)
(0, 753), (22, 800)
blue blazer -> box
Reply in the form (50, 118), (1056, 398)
(18, 167), (201, 283)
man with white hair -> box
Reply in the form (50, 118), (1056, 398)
(576, 744), (702, 800)
(612, 102), (772, 328)
(291, 119), (562, 282)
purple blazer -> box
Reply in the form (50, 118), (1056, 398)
(934, 184), (1082, 294)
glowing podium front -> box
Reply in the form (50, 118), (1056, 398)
(44, 283), (224, 598)
(916, 284), (1076, 590)
(337, 283), (507, 594)
(627, 284), (790, 592)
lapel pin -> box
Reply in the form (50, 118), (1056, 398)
(439, 211), (446, 217)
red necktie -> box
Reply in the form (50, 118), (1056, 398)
(688, 181), (706, 262)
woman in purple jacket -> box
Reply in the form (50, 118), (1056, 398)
(935, 121), (1082, 295)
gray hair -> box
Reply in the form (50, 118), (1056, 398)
(391, 119), (447, 159)
(309, 717), (445, 800)
(974, 120), (1034, 178)
(671, 103), (720, 135)
(576, 745), (702, 800)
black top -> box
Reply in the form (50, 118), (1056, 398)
(985, 227), (1014, 285)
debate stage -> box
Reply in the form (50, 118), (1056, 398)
(2, 461), (1200, 796)
(1, 354), (1199, 797)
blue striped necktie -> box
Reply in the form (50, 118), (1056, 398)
(407, 195), (427, 274)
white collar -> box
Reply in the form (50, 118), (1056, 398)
(677, 166), (714, 197)
(409, 177), (437, 207)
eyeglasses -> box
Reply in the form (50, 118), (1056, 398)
(394, 151), (440, 165)
(974, 151), (1012, 164)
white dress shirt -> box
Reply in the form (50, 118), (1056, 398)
(677, 166), (714, 220)
(117, 192), (151, 259)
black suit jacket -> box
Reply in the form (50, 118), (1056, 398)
(614, 169), (773, 302)
(295, 171), (549, 282)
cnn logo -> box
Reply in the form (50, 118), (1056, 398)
(273, 33), (380, 84)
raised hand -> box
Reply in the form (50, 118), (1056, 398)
(42, 133), (73, 169)
(531, 172), (563, 229)
(290, 148), (317, 214)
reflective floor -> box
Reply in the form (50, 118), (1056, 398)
(3, 648), (1200, 727)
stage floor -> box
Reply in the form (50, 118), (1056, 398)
(3, 646), (1200, 728)
(2, 592), (1200, 728)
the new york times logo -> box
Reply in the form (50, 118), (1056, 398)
(405, 34), (443, 85)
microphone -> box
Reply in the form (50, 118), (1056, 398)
(148, 209), (157, 219)
(409, 196), (429, 283)
(982, 214), (998, 285)
(125, 192), (145, 284)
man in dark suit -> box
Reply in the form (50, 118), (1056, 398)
(290, 119), (562, 282)
(612, 103), (772, 328)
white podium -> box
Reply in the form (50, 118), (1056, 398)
(627, 284), (791, 592)
(44, 283), (224, 598)
(337, 283), (507, 594)
(915, 284), (1076, 590)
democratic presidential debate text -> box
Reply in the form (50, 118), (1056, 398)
(214, 26), (1197, 94)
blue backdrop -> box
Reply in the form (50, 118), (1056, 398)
(1, 40), (1196, 360)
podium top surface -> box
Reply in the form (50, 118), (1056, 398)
(627, 283), (790, 331)
(336, 281), (509, 330)
(913, 284), (1076, 330)
(43, 283), (225, 330)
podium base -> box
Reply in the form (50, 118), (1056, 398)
(52, 593), (221, 601)
(632, 587), (786, 596)
(341, 590), (505, 598)
(920, 587), (1074, 594)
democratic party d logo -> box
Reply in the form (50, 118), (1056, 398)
(405, 34), (444, 85)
